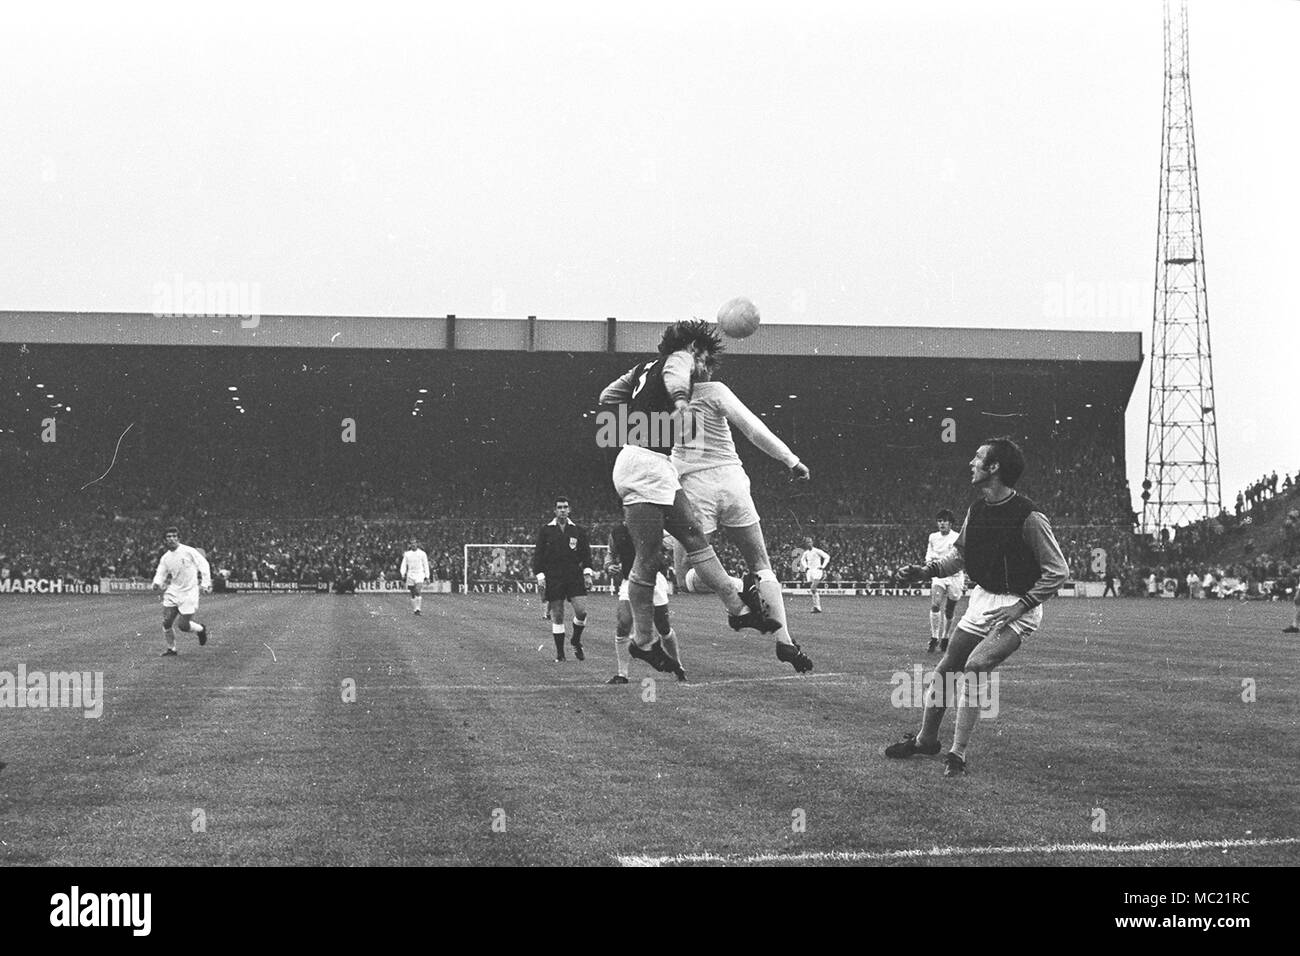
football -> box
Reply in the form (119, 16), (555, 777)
(716, 296), (761, 339)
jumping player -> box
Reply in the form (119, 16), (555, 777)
(152, 526), (212, 656)
(532, 497), (594, 662)
(886, 438), (1068, 776)
(926, 510), (963, 653)
(599, 320), (780, 674)
(607, 525), (684, 682)
(799, 537), (831, 613)
(400, 538), (430, 615)
(669, 352), (813, 673)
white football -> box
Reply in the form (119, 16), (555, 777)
(717, 297), (760, 338)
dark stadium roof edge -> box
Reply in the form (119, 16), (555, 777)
(0, 311), (1141, 364)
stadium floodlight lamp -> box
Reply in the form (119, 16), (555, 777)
(36, 383), (43, 387)
(788, 394), (797, 399)
(965, 397), (973, 402)
(418, 388), (429, 393)
(774, 404), (782, 409)
(46, 393), (54, 398)
(1085, 403), (1093, 408)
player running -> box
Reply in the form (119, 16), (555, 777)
(532, 497), (594, 662)
(799, 537), (830, 613)
(599, 320), (780, 674)
(926, 510), (963, 653)
(400, 538), (431, 615)
(152, 526), (213, 656)
(886, 438), (1068, 776)
(607, 525), (684, 682)
(669, 353), (813, 673)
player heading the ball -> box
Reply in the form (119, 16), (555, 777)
(599, 320), (781, 674)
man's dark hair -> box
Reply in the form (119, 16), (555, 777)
(555, 497), (569, 506)
(983, 437), (1026, 487)
(936, 509), (955, 522)
(165, 526), (179, 536)
(658, 319), (724, 357)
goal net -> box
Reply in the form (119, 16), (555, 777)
(462, 543), (612, 595)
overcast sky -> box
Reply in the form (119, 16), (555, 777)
(1, 0), (1295, 507)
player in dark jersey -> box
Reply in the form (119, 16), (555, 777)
(599, 320), (779, 673)
(606, 523), (683, 682)
(886, 437), (1069, 777)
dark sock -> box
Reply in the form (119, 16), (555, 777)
(553, 633), (565, 658)
(572, 622), (586, 643)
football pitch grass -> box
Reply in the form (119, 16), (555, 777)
(1, 592), (1296, 867)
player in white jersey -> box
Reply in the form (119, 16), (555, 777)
(669, 363), (813, 673)
(152, 526), (212, 656)
(926, 510), (964, 653)
(400, 538), (431, 615)
(799, 538), (831, 613)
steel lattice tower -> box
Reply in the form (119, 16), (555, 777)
(1142, 0), (1221, 539)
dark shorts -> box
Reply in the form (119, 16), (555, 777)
(545, 579), (588, 603)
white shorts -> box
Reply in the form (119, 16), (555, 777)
(612, 445), (680, 507)
(956, 586), (1042, 639)
(618, 573), (670, 606)
(405, 576), (427, 587)
(677, 465), (760, 535)
(163, 591), (199, 615)
(931, 576), (964, 602)
(805, 569), (825, 584)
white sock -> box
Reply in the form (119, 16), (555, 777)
(614, 632), (630, 677)
(930, 610), (942, 641)
(414, 596), (422, 611)
(660, 627), (681, 667)
(756, 570), (793, 646)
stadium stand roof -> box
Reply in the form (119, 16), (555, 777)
(0, 311), (1140, 364)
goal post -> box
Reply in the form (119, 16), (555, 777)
(462, 543), (612, 595)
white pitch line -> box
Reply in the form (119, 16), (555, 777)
(616, 836), (1300, 867)
(262, 643), (277, 662)
(680, 672), (848, 688)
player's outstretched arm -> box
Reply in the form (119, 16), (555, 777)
(716, 383), (801, 470)
(599, 366), (638, 405)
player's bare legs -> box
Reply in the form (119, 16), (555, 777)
(943, 597), (960, 648)
(912, 627), (983, 750)
(409, 582), (423, 614)
(624, 503), (670, 646)
(661, 491), (754, 619)
(947, 627), (1022, 771)
(728, 523), (795, 645)
(174, 611), (207, 646)
(161, 606), (180, 655)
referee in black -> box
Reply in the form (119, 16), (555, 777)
(533, 496), (594, 662)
